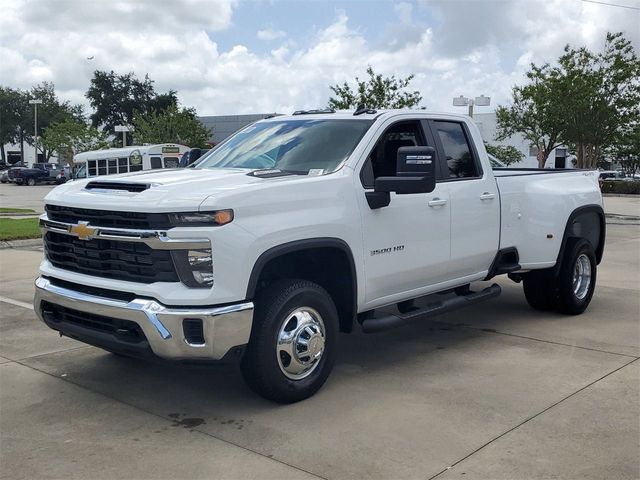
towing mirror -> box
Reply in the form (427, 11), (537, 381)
(366, 146), (438, 209)
(374, 146), (437, 194)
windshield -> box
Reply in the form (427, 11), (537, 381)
(196, 119), (373, 174)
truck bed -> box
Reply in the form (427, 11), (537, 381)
(495, 169), (601, 269)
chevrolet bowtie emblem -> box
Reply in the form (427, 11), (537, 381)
(69, 221), (97, 241)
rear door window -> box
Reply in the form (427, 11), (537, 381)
(433, 121), (480, 179)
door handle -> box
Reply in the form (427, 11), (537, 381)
(428, 197), (447, 207)
(480, 192), (496, 201)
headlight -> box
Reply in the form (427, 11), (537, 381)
(171, 249), (213, 288)
(169, 210), (233, 227)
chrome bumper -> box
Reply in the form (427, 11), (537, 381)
(33, 277), (253, 360)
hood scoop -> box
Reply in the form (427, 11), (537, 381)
(85, 181), (151, 193)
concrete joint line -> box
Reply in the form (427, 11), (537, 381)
(427, 357), (639, 480)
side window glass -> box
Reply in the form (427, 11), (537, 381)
(97, 159), (107, 176)
(108, 158), (117, 174)
(87, 160), (97, 177)
(363, 121), (425, 185)
(118, 157), (129, 173)
(434, 121), (479, 179)
(150, 157), (162, 169)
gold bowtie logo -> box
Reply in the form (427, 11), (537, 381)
(70, 222), (96, 241)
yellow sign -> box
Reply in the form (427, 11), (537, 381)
(70, 222), (96, 241)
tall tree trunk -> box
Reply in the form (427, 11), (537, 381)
(537, 149), (546, 168)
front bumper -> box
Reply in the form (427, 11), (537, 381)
(33, 277), (253, 361)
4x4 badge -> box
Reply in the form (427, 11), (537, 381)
(69, 221), (96, 241)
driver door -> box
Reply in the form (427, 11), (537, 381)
(357, 119), (451, 308)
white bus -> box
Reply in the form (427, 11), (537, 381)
(73, 144), (190, 179)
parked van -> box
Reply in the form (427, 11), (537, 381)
(73, 144), (189, 179)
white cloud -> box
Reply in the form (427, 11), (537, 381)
(0, 0), (638, 117)
(257, 28), (287, 41)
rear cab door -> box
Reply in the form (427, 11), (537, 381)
(426, 118), (500, 279)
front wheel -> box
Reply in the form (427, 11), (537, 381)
(241, 279), (338, 403)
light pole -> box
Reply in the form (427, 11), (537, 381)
(452, 95), (491, 117)
(114, 125), (130, 147)
(29, 99), (43, 164)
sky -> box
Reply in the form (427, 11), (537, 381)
(1, 0), (639, 116)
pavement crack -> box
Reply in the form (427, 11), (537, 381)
(10, 358), (329, 480)
(426, 357), (639, 480)
(466, 327), (639, 358)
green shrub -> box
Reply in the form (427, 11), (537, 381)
(600, 180), (640, 194)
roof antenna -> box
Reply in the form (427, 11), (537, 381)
(353, 104), (377, 116)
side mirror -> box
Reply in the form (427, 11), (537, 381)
(365, 146), (438, 209)
(374, 146), (437, 194)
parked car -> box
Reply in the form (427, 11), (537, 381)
(35, 109), (605, 403)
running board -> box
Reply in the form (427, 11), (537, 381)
(361, 283), (502, 334)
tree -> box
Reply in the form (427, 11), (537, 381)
(497, 32), (640, 170)
(132, 105), (211, 147)
(42, 119), (108, 166)
(484, 143), (525, 167)
(608, 119), (640, 177)
(28, 82), (84, 160)
(495, 64), (565, 168)
(328, 66), (423, 110)
(0, 87), (25, 163)
(554, 33), (640, 169)
(86, 70), (178, 143)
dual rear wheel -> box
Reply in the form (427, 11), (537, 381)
(523, 238), (597, 315)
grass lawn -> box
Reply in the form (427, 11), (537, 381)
(0, 218), (41, 241)
(0, 207), (36, 214)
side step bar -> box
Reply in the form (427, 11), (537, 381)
(361, 283), (502, 334)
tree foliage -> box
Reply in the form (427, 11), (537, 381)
(328, 66), (423, 110)
(495, 65), (565, 168)
(0, 83), (82, 162)
(86, 70), (178, 142)
(607, 118), (640, 177)
(554, 32), (640, 169)
(42, 119), (108, 166)
(496, 32), (640, 169)
(484, 143), (525, 166)
(132, 105), (211, 148)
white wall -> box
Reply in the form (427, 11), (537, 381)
(2, 142), (58, 167)
(472, 112), (569, 168)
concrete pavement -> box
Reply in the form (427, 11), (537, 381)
(0, 225), (638, 479)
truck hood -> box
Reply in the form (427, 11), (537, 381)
(44, 168), (295, 212)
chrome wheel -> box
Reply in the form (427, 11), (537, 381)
(276, 307), (326, 380)
(572, 253), (592, 300)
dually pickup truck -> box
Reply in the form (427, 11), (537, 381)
(34, 110), (605, 403)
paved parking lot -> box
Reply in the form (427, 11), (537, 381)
(0, 218), (638, 479)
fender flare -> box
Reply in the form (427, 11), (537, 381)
(245, 237), (358, 303)
(553, 204), (605, 275)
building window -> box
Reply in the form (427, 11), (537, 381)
(529, 145), (539, 157)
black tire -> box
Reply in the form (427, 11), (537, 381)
(27, 177), (36, 186)
(241, 279), (338, 403)
(555, 238), (597, 315)
(522, 269), (558, 311)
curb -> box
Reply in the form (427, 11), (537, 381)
(605, 213), (640, 225)
(0, 213), (39, 217)
(602, 194), (640, 198)
(0, 238), (43, 250)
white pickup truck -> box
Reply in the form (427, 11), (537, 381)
(34, 110), (605, 403)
